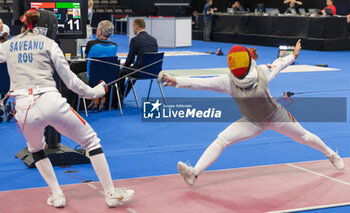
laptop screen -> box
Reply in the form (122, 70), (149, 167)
(80, 46), (86, 58)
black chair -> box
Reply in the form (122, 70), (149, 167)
(0, 63), (10, 96)
(77, 56), (123, 116)
(124, 52), (166, 107)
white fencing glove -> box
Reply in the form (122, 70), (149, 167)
(157, 72), (177, 87)
(93, 81), (108, 99)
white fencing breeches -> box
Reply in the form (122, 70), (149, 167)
(15, 91), (100, 153)
(194, 107), (334, 175)
(218, 107), (333, 155)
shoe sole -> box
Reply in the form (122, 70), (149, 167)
(47, 199), (66, 208)
(334, 162), (345, 171)
(177, 162), (186, 179)
(329, 154), (345, 171)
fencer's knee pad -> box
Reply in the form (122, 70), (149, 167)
(87, 142), (103, 156)
(89, 147), (103, 156)
(32, 150), (47, 163)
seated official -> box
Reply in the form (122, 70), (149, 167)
(232, 1), (244, 12)
(76, 20), (117, 111)
(284, 0), (302, 14)
(119, 18), (158, 99)
(322, 0), (336, 15)
(77, 20), (118, 84)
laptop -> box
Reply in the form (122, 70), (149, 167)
(265, 8), (279, 15)
(308, 8), (317, 14)
(325, 8), (333, 16)
(80, 46), (86, 59)
(227, 8), (234, 14)
(290, 8), (297, 15)
(257, 3), (264, 12)
(298, 8), (306, 15)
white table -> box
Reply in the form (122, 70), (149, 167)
(127, 16), (192, 48)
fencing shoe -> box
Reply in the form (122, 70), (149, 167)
(327, 152), (345, 171)
(177, 161), (198, 186)
(105, 188), (135, 208)
(47, 193), (66, 208)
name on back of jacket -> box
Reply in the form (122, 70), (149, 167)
(9, 40), (45, 64)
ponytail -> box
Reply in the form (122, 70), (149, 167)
(20, 9), (39, 30)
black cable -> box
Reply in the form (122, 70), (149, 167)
(284, 89), (350, 97)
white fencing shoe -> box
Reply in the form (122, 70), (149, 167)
(47, 193), (66, 208)
(327, 152), (345, 171)
(177, 161), (197, 186)
(105, 188), (135, 208)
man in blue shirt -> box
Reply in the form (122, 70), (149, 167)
(78, 20), (118, 83)
(203, 0), (217, 41)
(77, 20), (117, 110)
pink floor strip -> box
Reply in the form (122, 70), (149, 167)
(1, 158), (350, 213)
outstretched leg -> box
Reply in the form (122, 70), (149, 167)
(178, 117), (265, 186)
(268, 108), (344, 170)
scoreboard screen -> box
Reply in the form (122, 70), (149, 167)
(29, 0), (87, 39)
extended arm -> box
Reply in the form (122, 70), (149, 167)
(49, 42), (105, 99)
(259, 39), (302, 82)
(158, 73), (232, 95)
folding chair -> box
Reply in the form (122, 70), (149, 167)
(124, 52), (166, 108)
(77, 56), (123, 116)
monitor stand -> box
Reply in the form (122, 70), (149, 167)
(60, 39), (78, 57)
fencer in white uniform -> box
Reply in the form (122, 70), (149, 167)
(159, 40), (344, 186)
(0, 9), (134, 207)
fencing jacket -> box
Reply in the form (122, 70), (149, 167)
(0, 30), (95, 98)
(174, 54), (295, 123)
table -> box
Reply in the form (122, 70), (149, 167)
(208, 14), (348, 39)
(195, 14), (350, 51)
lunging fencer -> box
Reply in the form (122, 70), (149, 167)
(0, 9), (134, 207)
(158, 39), (345, 186)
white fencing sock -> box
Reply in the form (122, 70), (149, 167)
(302, 133), (334, 156)
(35, 158), (63, 196)
(89, 148), (115, 194)
(194, 138), (227, 175)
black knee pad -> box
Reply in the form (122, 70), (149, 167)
(32, 150), (47, 163)
(89, 147), (103, 156)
